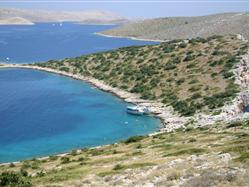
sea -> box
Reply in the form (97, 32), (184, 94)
(0, 23), (162, 163)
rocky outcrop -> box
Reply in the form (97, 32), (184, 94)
(221, 48), (249, 116)
(195, 47), (249, 126)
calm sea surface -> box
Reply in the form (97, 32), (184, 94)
(0, 23), (161, 163)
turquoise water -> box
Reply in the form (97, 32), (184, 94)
(0, 68), (162, 163)
(0, 24), (162, 163)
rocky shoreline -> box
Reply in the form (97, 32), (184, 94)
(0, 64), (188, 133)
(0, 47), (249, 165)
(1, 47), (249, 132)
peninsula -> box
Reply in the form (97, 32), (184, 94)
(101, 12), (249, 41)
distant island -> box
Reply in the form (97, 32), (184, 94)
(0, 17), (34, 25)
(101, 12), (249, 41)
(0, 8), (127, 25)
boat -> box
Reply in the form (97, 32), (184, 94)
(126, 105), (149, 115)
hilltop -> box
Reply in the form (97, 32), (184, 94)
(101, 12), (249, 41)
(0, 8), (127, 25)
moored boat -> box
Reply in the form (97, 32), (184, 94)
(126, 105), (149, 115)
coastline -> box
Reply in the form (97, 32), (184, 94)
(1, 47), (249, 165)
(0, 64), (188, 132)
(0, 64), (187, 165)
(94, 32), (164, 43)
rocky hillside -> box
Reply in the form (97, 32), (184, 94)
(101, 12), (249, 41)
(1, 119), (249, 186)
(0, 8), (127, 24)
(36, 35), (248, 116)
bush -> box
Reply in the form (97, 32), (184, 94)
(60, 156), (70, 164)
(183, 54), (195, 61)
(162, 43), (175, 53)
(9, 163), (15, 168)
(0, 171), (32, 187)
(59, 66), (70, 72)
(164, 63), (176, 70)
(222, 71), (234, 79)
(179, 42), (187, 48)
(186, 63), (196, 69)
(113, 164), (124, 170)
(176, 78), (185, 85)
(191, 92), (202, 99)
(124, 136), (145, 144)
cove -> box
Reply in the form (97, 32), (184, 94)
(0, 68), (162, 163)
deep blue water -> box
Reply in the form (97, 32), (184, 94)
(0, 23), (161, 163)
(0, 23), (154, 64)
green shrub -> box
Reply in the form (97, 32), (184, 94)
(222, 71), (234, 79)
(179, 42), (187, 48)
(184, 54), (195, 61)
(60, 156), (70, 164)
(0, 171), (32, 187)
(59, 66), (70, 72)
(186, 63), (196, 69)
(113, 164), (124, 170)
(124, 136), (145, 144)
(191, 92), (202, 99)
(164, 63), (176, 70)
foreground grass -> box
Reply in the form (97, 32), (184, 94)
(35, 35), (248, 116)
(1, 120), (249, 186)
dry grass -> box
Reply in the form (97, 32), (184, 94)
(1, 120), (249, 186)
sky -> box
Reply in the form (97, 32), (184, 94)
(0, 0), (249, 18)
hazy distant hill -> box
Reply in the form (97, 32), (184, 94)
(0, 17), (34, 25)
(101, 12), (249, 40)
(0, 8), (127, 24)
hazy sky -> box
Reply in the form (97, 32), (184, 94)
(0, 0), (249, 18)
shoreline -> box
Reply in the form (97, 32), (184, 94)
(0, 64), (187, 165)
(94, 32), (165, 43)
(0, 64), (187, 132)
(1, 46), (249, 165)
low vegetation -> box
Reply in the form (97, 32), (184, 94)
(35, 35), (248, 116)
(100, 12), (249, 41)
(1, 120), (249, 186)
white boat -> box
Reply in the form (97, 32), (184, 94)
(126, 105), (149, 115)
